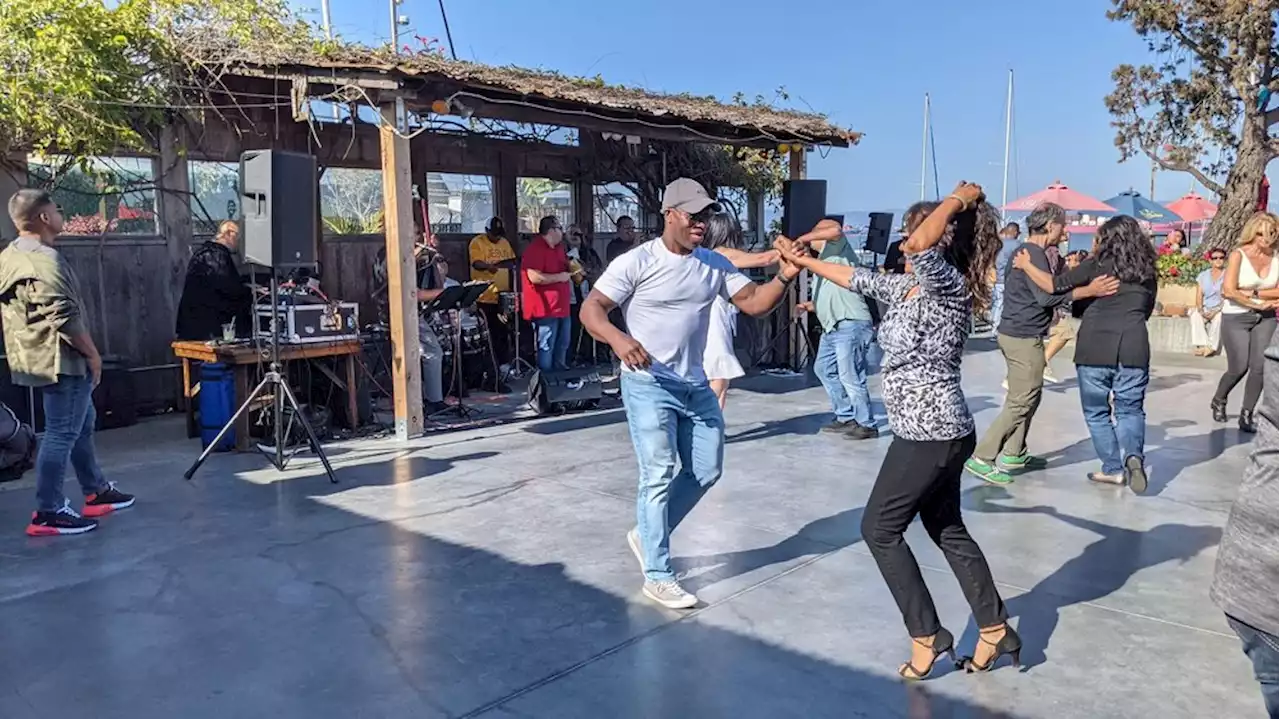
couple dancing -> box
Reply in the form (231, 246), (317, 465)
(580, 177), (1019, 678)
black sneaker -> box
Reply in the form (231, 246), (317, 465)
(845, 423), (879, 440)
(821, 420), (852, 433)
(84, 482), (134, 518)
(27, 500), (98, 536)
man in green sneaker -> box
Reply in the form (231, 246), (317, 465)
(965, 203), (1119, 485)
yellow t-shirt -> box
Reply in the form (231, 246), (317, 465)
(468, 234), (516, 304)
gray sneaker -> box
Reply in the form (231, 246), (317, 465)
(642, 579), (698, 610)
(626, 528), (645, 573)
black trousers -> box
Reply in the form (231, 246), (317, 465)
(861, 433), (1007, 638)
(1215, 311), (1278, 412)
(478, 302), (511, 367)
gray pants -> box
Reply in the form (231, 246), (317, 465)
(974, 334), (1046, 462)
(419, 319), (445, 404)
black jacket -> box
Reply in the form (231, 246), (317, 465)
(1052, 257), (1157, 368)
(175, 241), (252, 341)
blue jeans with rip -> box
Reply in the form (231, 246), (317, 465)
(534, 316), (571, 372)
(1227, 615), (1279, 718)
(1076, 364), (1148, 475)
(813, 320), (875, 427)
(621, 372), (724, 582)
(36, 373), (109, 512)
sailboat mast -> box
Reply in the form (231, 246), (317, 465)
(920, 94), (930, 202)
(1001, 70), (1013, 223)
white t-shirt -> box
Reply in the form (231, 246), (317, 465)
(594, 238), (752, 383)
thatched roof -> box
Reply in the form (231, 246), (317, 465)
(194, 41), (861, 148)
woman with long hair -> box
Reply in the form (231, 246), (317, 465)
(1013, 215), (1157, 492)
(1211, 212), (1278, 432)
(701, 213), (778, 408)
(775, 183), (1019, 679)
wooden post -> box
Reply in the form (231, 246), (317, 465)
(156, 126), (193, 326)
(788, 149), (809, 371)
(379, 102), (423, 440)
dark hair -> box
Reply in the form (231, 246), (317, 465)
(486, 216), (505, 236)
(537, 216), (560, 235)
(1095, 215), (1157, 284)
(7, 189), (54, 229)
(1002, 222), (1021, 234)
(902, 199), (1001, 312)
(1167, 228), (1186, 245)
(703, 213), (743, 252)
(1025, 203), (1066, 235)
(616, 215), (634, 228)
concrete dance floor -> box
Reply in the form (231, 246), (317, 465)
(0, 345), (1261, 718)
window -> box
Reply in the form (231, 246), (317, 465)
(27, 156), (156, 235)
(423, 173), (494, 234)
(320, 168), (384, 235)
(188, 161), (239, 235)
(517, 178), (573, 234)
(592, 183), (641, 234)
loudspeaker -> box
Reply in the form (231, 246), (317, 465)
(781, 180), (827, 238)
(239, 150), (319, 269)
(866, 211), (895, 254)
(530, 368), (603, 415)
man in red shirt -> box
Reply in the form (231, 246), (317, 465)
(522, 216), (573, 371)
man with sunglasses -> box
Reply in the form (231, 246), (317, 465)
(1, 190), (135, 536)
(581, 177), (810, 609)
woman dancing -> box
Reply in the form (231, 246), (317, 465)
(774, 183), (1017, 679)
(1012, 215), (1156, 492)
(702, 213), (779, 409)
(1212, 212), (1278, 433)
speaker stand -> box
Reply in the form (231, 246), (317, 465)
(183, 275), (338, 484)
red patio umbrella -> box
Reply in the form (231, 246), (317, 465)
(1003, 180), (1115, 213)
(1166, 191), (1218, 222)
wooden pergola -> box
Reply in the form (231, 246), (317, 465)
(4, 47), (860, 438)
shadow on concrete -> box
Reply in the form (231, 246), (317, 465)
(0, 451), (1029, 718)
(962, 486), (1221, 671)
(1037, 419), (1251, 495)
(1041, 371), (1204, 397)
(725, 412), (834, 444)
(522, 408), (627, 435)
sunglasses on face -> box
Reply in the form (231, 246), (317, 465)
(688, 208), (715, 225)
(1211, 255), (1226, 261)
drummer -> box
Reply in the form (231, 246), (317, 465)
(371, 231), (451, 414)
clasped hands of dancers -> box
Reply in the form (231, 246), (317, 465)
(581, 177), (1018, 682)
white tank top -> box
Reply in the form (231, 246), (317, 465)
(1223, 248), (1279, 314)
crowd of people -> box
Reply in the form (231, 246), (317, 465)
(2, 178), (1276, 715)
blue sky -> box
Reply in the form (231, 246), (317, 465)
(309, 0), (1221, 210)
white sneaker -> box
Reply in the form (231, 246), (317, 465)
(642, 579), (698, 609)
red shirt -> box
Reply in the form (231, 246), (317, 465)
(521, 235), (571, 320)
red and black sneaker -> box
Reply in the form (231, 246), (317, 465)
(83, 483), (135, 518)
(26, 500), (98, 537)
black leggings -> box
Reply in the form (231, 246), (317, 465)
(861, 433), (1007, 638)
(1214, 311), (1278, 411)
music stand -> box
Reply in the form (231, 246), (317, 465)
(424, 281), (490, 420)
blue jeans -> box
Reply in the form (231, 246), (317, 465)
(620, 372), (724, 582)
(1076, 364), (1148, 475)
(990, 283), (1005, 330)
(36, 374), (108, 512)
(813, 320), (874, 426)
(1227, 615), (1279, 718)
(534, 316), (571, 372)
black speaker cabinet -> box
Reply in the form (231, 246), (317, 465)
(866, 211), (895, 254)
(781, 180), (827, 239)
(239, 150), (319, 269)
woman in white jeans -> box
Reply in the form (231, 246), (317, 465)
(1190, 248), (1227, 356)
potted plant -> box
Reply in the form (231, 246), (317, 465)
(1154, 245), (1209, 316)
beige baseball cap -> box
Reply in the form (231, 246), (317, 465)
(661, 178), (722, 214)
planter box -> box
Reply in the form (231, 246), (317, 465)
(1156, 284), (1196, 317)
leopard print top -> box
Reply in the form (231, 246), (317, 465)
(843, 248), (975, 442)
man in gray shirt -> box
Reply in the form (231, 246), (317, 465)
(1212, 340), (1278, 718)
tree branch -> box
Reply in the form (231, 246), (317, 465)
(1143, 146), (1224, 195)
(1268, 106), (1278, 128)
(1170, 25), (1233, 78)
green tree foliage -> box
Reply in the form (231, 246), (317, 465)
(1105, 0), (1278, 249)
(0, 0), (321, 160)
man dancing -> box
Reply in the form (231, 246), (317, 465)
(580, 177), (810, 609)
